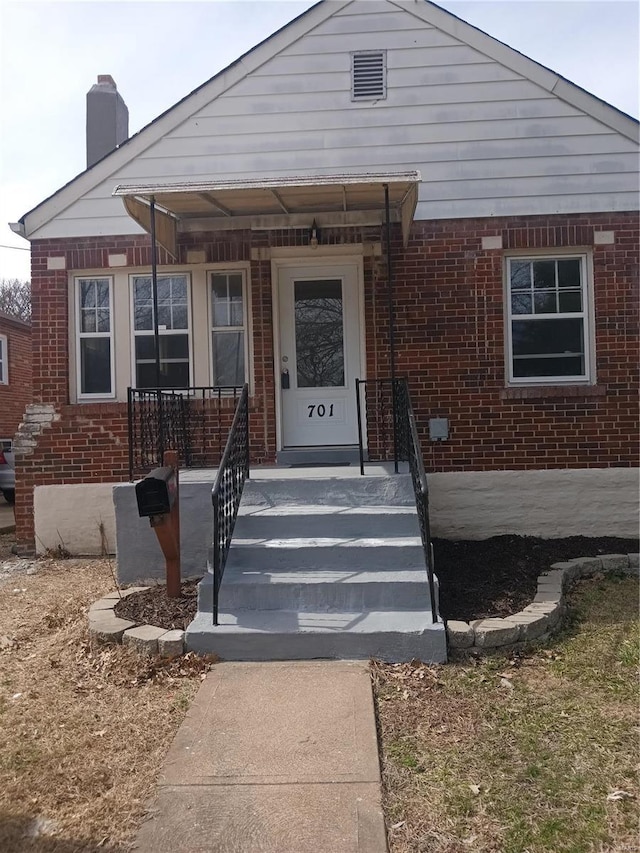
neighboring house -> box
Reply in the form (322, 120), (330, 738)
(0, 309), (32, 439)
(9, 0), (639, 554)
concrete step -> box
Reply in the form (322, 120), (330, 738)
(186, 608), (447, 663)
(197, 567), (435, 612)
(241, 475), (415, 508)
(234, 504), (420, 539)
(226, 537), (425, 571)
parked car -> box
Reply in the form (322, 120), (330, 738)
(0, 440), (15, 504)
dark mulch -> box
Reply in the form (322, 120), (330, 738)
(111, 536), (639, 630)
(114, 580), (199, 630)
(434, 535), (640, 622)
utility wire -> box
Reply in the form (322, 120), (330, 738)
(0, 244), (29, 251)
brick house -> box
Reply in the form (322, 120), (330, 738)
(0, 310), (32, 500)
(0, 311), (31, 438)
(9, 0), (639, 555)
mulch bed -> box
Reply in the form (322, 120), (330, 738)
(111, 536), (640, 630)
(434, 535), (639, 622)
(114, 580), (199, 630)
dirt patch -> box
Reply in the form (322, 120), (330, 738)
(0, 529), (16, 561)
(434, 535), (639, 622)
(114, 581), (199, 630)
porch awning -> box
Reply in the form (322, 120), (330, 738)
(113, 171), (420, 258)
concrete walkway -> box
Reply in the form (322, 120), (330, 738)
(134, 661), (388, 853)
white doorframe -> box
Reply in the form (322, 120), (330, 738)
(271, 254), (367, 452)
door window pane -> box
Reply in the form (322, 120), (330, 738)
(294, 279), (345, 388)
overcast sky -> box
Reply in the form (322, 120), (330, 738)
(0, 0), (637, 280)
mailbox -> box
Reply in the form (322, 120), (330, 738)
(135, 466), (177, 518)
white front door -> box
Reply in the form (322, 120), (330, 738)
(278, 263), (362, 448)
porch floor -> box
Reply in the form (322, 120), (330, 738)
(177, 461), (409, 483)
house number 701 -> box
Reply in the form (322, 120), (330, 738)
(307, 404), (334, 418)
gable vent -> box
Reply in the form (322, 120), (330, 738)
(351, 51), (386, 101)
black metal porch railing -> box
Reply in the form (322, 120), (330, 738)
(355, 377), (409, 474)
(355, 377), (438, 623)
(211, 384), (249, 625)
(127, 385), (243, 480)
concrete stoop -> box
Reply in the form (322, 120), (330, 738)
(186, 472), (447, 663)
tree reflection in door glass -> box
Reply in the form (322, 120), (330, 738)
(294, 279), (345, 387)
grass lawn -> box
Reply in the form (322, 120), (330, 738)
(373, 574), (640, 853)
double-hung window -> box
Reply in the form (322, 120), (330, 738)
(507, 255), (590, 383)
(0, 334), (7, 384)
(210, 272), (247, 386)
(76, 277), (114, 396)
(132, 274), (190, 388)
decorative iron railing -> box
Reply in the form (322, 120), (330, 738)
(211, 384), (250, 625)
(127, 385), (242, 480)
(356, 377), (438, 623)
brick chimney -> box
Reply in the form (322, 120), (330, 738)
(86, 74), (129, 168)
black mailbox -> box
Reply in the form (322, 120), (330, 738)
(135, 466), (177, 518)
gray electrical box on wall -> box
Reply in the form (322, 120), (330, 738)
(429, 418), (449, 441)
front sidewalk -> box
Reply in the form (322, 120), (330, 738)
(133, 660), (388, 853)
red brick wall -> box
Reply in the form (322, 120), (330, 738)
(14, 211), (639, 551)
(0, 314), (32, 438)
(378, 212), (639, 472)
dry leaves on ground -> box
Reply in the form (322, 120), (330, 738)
(374, 576), (640, 853)
(0, 556), (216, 852)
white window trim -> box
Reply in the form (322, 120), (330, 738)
(505, 251), (594, 386)
(0, 334), (7, 384)
(75, 276), (115, 399)
(130, 272), (194, 390)
(208, 268), (251, 391)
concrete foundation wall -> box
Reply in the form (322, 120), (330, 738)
(429, 468), (639, 540)
(34, 483), (117, 556)
(33, 467), (639, 574)
(113, 481), (213, 584)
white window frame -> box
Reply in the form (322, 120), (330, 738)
(505, 252), (593, 386)
(75, 276), (115, 399)
(0, 334), (7, 384)
(208, 269), (250, 389)
(130, 272), (193, 390)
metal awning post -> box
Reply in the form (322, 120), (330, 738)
(149, 197), (165, 461)
(384, 184), (399, 474)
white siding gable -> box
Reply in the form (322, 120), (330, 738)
(27, 0), (639, 240)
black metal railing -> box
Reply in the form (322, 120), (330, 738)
(355, 378), (408, 474)
(356, 377), (438, 623)
(211, 384), (249, 625)
(127, 385), (243, 480)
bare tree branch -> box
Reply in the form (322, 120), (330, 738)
(0, 279), (31, 322)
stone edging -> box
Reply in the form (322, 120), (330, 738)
(446, 553), (640, 651)
(90, 554), (640, 657)
(88, 587), (186, 656)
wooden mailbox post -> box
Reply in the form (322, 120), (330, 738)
(134, 450), (182, 598)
